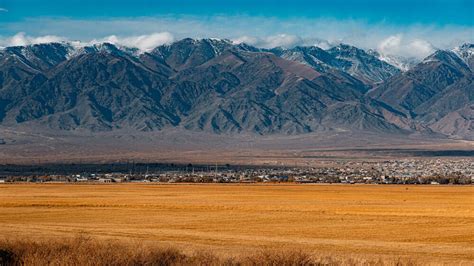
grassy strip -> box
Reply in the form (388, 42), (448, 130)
(0, 236), (416, 266)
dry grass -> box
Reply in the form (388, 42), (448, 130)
(0, 235), (417, 265)
(0, 184), (472, 265)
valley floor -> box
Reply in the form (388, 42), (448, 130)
(0, 127), (473, 165)
(0, 184), (472, 264)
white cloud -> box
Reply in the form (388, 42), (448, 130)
(0, 32), (174, 52)
(378, 34), (435, 60)
(232, 34), (333, 49)
(0, 16), (472, 58)
(260, 34), (303, 48)
(99, 32), (174, 52)
(0, 32), (65, 47)
(232, 36), (258, 46)
(233, 34), (302, 48)
(86, 32), (175, 52)
(5, 16), (472, 50)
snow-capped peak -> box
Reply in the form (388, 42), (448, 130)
(64, 42), (142, 59)
(452, 43), (474, 66)
(376, 52), (419, 71)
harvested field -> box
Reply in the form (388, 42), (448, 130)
(0, 184), (472, 264)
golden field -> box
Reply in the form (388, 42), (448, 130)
(0, 184), (472, 264)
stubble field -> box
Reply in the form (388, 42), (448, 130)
(0, 184), (472, 264)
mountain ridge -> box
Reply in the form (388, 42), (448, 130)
(0, 39), (472, 139)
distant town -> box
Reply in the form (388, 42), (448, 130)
(0, 159), (472, 185)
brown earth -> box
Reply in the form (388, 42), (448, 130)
(0, 127), (473, 165)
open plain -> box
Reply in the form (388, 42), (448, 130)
(0, 184), (472, 264)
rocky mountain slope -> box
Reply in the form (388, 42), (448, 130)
(269, 44), (400, 85)
(453, 43), (474, 70)
(0, 39), (472, 139)
(369, 47), (473, 139)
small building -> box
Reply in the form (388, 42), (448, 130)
(98, 178), (113, 183)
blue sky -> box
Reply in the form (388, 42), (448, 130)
(1, 0), (473, 25)
(0, 0), (473, 58)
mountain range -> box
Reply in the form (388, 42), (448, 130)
(0, 39), (472, 140)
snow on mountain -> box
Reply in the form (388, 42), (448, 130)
(2, 38), (471, 74)
(378, 54), (418, 72)
(452, 43), (474, 70)
(368, 49), (419, 71)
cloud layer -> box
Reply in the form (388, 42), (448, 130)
(231, 34), (332, 49)
(0, 32), (66, 47)
(378, 34), (436, 59)
(92, 32), (174, 52)
(0, 16), (472, 58)
(0, 32), (174, 52)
